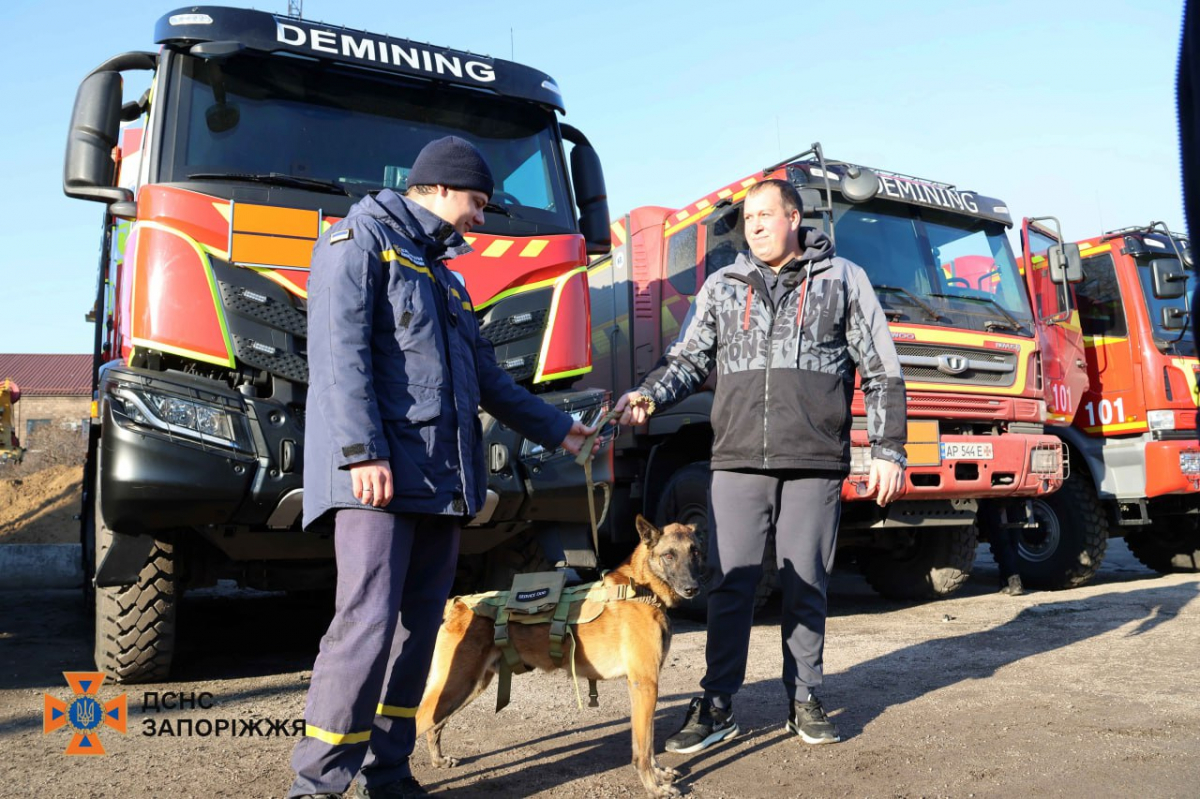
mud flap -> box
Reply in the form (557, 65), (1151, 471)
(94, 530), (156, 588)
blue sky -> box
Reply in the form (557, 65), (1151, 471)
(0, 0), (1186, 354)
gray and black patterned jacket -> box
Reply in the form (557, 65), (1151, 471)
(637, 227), (907, 473)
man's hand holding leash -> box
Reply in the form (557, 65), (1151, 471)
(615, 390), (656, 426)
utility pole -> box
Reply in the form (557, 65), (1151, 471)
(288, 0), (302, 18)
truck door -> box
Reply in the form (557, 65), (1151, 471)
(1021, 218), (1087, 426)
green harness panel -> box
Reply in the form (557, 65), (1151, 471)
(454, 572), (645, 712)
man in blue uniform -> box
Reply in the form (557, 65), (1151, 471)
(289, 136), (595, 799)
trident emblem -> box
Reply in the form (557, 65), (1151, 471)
(43, 672), (127, 755)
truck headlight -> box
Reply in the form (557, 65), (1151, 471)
(1180, 451), (1200, 475)
(1147, 410), (1176, 431)
(1030, 446), (1061, 475)
(850, 446), (872, 475)
(111, 386), (250, 451)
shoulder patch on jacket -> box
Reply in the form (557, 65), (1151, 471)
(330, 229), (353, 244)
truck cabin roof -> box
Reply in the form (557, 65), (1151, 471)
(155, 6), (565, 113)
(788, 161), (1013, 228)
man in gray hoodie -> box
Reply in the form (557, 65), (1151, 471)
(616, 179), (906, 750)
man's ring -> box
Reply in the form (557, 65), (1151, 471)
(362, 488), (372, 494)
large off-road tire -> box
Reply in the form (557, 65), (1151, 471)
(1124, 519), (1200, 574)
(93, 487), (178, 683)
(654, 462), (778, 615)
(862, 525), (978, 600)
(1018, 471), (1108, 590)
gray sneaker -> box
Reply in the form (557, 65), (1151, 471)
(787, 696), (841, 744)
(664, 697), (739, 754)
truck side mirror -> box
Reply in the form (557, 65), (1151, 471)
(840, 166), (880, 204)
(64, 71), (133, 205)
(1161, 306), (1188, 330)
(569, 142), (610, 255)
(1048, 243), (1083, 285)
(798, 188), (824, 217)
(1151, 257), (1188, 299)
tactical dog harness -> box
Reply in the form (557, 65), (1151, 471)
(456, 570), (662, 712)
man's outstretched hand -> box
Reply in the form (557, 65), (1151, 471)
(561, 420), (600, 456)
(615, 390), (653, 426)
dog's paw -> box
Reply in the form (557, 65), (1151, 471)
(653, 765), (682, 784)
(648, 784), (682, 798)
(430, 754), (460, 769)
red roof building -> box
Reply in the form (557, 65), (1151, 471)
(0, 354), (92, 397)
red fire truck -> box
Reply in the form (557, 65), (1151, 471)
(1025, 222), (1199, 578)
(64, 6), (612, 682)
(580, 145), (1077, 602)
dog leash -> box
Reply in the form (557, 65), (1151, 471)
(574, 407), (622, 556)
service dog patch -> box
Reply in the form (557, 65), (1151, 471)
(516, 588), (550, 603)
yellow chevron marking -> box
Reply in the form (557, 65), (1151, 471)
(611, 222), (627, 245)
(741, 178), (757, 188)
(718, 189), (733, 199)
(696, 199), (711, 211)
(675, 210), (689, 221)
(520, 239), (550, 258)
(464, 236), (477, 246)
(482, 239), (514, 258)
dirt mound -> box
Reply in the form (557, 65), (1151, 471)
(0, 464), (83, 544)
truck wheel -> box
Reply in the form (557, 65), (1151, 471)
(93, 487), (178, 683)
(861, 525), (978, 599)
(654, 462), (777, 615)
(1125, 520), (1200, 574)
(1018, 471), (1108, 589)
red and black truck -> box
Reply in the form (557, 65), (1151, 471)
(580, 145), (1078, 601)
(65, 6), (612, 681)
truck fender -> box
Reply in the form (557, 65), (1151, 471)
(1048, 426), (1107, 496)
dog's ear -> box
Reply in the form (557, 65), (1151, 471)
(635, 514), (662, 547)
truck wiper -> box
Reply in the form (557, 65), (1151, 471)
(187, 171), (349, 196)
(874, 285), (948, 322)
(929, 293), (1025, 332)
(483, 202), (512, 217)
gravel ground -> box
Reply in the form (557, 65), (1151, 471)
(1, 540), (1198, 799)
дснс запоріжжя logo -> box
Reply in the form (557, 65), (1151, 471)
(43, 671), (127, 755)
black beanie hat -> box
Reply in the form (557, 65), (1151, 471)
(407, 136), (494, 198)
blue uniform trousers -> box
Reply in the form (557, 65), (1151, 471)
(288, 509), (460, 796)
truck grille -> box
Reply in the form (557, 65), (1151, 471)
(480, 309), (549, 346)
(233, 335), (309, 384)
(894, 343), (1017, 387)
(219, 281), (307, 339)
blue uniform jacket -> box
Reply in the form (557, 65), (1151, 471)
(302, 190), (574, 528)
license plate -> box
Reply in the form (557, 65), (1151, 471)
(940, 442), (993, 460)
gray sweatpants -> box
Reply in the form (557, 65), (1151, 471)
(701, 469), (842, 703)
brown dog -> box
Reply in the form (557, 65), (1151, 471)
(416, 515), (703, 798)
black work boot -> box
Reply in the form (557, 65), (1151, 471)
(664, 696), (739, 754)
(355, 777), (428, 798)
(787, 695), (841, 745)
(999, 574), (1025, 596)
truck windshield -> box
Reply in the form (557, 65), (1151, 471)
(1135, 253), (1195, 356)
(831, 200), (1033, 334)
(161, 52), (575, 236)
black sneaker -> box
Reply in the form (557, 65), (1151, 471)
(664, 696), (739, 754)
(355, 777), (428, 798)
(787, 696), (840, 745)
(999, 575), (1025, 596)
